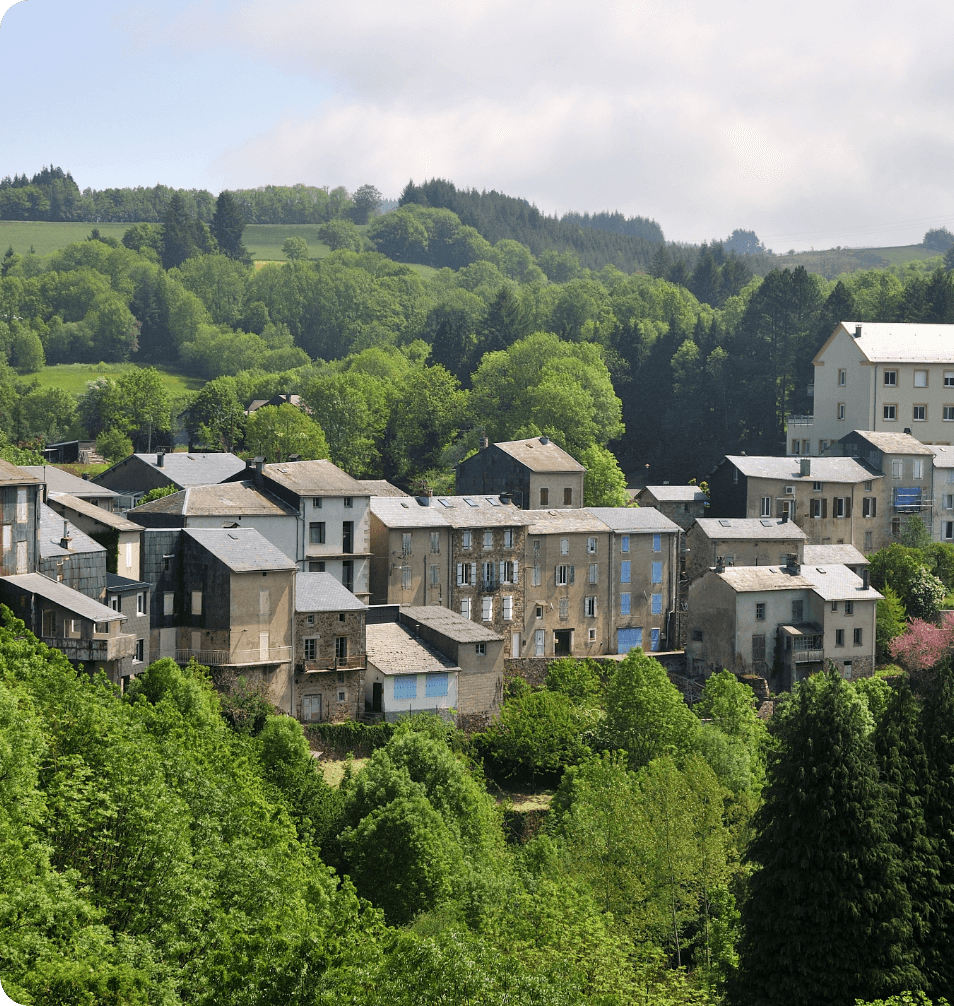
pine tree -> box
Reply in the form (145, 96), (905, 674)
(733, 672), (915, 1006)
(211, 190), (249, 262)
(917, 659), (954, 994)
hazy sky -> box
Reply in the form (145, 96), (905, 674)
(2, 0), (953, 251)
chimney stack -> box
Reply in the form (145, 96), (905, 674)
(479, 435), (489, 450)
(539, 436), (550, 445)
(715, 556), (725, 573)
(59, 520), (71, 550)
(156, 450), (164, 467)
(253, 456), (265, 487)
(799, 458), (811, 477)
(854, 324), (862, 338)
(861, 568), (870, 590)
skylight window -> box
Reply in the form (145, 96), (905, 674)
(464, 498), (479, 507)
(486, 498), (500, 506)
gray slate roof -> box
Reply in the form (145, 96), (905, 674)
(828, 322), (954, 363)
(39, 504), (105, 559)
(296, 573), (366, 612)
(133, 452), (246, 487)
(48, 493), (142, 531)
(22, 466), (119, 498)
(400, 605), (503, 642)
(7, 572), (124, 621)
(726, 455), (875, 482)
(586, 506), (682, 533)
(183, 528), (297, 572)
(0, 460), (39, 485)
(366, 622), (461, 675)
(358, 480), (409, 497)
(492, 437), (585, 472)
(370, 496), (452, 529)
(525, 508), (609, 535)
(797, 564), (883, 602)
(106, 573), (151, 592)
(846, 431), (934, 456)
(693, 518), (808, 541)
(131, 482), (297, 517)
(638, 485), (707, 503)
(930, 445), (954, 467)
(262, 459), (369, 497)
(716, 566), (816, 592)
(803, 544), (869, 566)
(436, 496), (529, 529)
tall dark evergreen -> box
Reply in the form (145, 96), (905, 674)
(161, 192), (214, 270)
(917, 660), (954, 993)
(733, 672), (916, 1006)
(210, 190), (249, 263)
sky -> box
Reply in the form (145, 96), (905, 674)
(2, 0), (954, 252)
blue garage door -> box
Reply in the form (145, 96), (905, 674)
(617, 628), (642, 654)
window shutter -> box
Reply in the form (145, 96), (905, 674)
(822, 498), (828, 518)
(456, 563), (463, 586)
(499, 560), (505, 581)
(470, 563), (476, 584)
(569, 566), (575, 584)
(871, 497), (876, 517)
(845, 497), (852, 518)
(512, 560), (519, 582)
(555, 567), (561, 586)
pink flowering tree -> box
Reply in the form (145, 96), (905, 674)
(889, 611), (954, 673)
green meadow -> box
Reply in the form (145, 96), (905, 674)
(28, 363), (203, 397)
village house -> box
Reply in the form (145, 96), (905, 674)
(685, 518), (808, 581)
(46, 492), (144, 581)
(456, 436), (586, 509)
(294, 572), (367, 724)
(23, 465), (119, 510)
(686, 556), (881, 690)
(38, 503), (107, 599)
(632, 485), (708, 531)
(93, 451), (247, 506)
(793, 321), (954, 456)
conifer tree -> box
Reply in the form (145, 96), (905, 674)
(733, 672), (916, 1006)
(211, 190), (249, 262)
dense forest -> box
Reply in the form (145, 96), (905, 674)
(1, 605), (952, 1005)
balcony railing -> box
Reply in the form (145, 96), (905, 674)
(302, 655), (367, 671)
(793, 649), (825, 663)
(42, 634), (137, 662)
(785, 414), (814, 427)
(175, 646), (292, 666)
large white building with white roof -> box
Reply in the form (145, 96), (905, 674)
(790, 321), (954, 456)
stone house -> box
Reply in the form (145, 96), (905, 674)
(632, 485), (708, 530)
(47, 492), (144, 581)
(686, 557), (880, 690)
(456, 436), (586, 509)
(294, 573), (367, 724)
(105, 572), (152, 673)
(93, 451), (247, 505)
(685, 518), (808, 581)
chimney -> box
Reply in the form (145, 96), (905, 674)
(253, 456), (265, 488)
(499, 492), (512, 505)
(416, 488), (432, 507)
(479, 435), (489, 450)
(786, 553), (800, 574)
(781, 512), (789, 523)
(82, 473), (90, 481)
(799, 458), (811, 477)
(854, 323), (862, 338)
(904, 428), (912, 435)
(288, 454), (301, 463)
(156, 450), (164, 467)
(59, 520), (71, 551)
(539, 436), (549, 445)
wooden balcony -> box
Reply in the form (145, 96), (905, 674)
(175, 646), (292, 667)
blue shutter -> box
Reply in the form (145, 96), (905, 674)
(620, 592), (631, 615)
(621, 535), (630, 553)
(650, 628), (660, 651)
(621, 561), (630, 583)
(652, 562), (663, 583)
(425, 673), (448, 697)
(394, 675), (417, 700)
(651, 593), (662, 614)
(653, 533), (661, 552)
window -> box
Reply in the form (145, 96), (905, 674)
(125, 542), (133, 568)
(810, 498), (827, 518)
(838, 403), (846, 420)
(456, 562), (475, 586)
(587, 537), (597, 554)
(915, 369), (928, 387)
(483, 560), (496, 583)
(838, 368), (847, 386)
(475, 642), (485, 655)
(308, 561), (326, 572)
(792, 439), (801, 455)
(503, 529), (513, 548)
(914, 405), (927, 421)
(430, 531), (440, 553)
(535, 605), (543, 618)
(819, 440), (830, 453)
(844, 601), (853, 614)
(792, 600), (803, 622)
(653, 533), (661, 552)
(338, 691), (346, 702)
(946, 372), (954, 387)
(309, 522), (325, 544)
(812, 481), (823, 492)
(760, 497), (771, 517)
(752, 634), (766, 662)
(692, 630), (703, 642)
(560, 537), (569, 555)
(430, 564), (439, 585)
(651, 628), (661, 651)
(945, 406), (954, 421)
(651, 562), (663, 584)
(312, 497), (322, 508)
(401, 565), (411, 589)
(853, 627), (863, 645)
(191, 590), (202, 615)
(483, 530), (493, 549)
(834, 497), (852, 518)
(884, 370), (897, 386)
(945, 522), (954, 541)
(883, 404), (897, 421)
(136, 592), (147, 615)
(892, 517), (902, 536)
(94, 620), (108, 634)
(651, 593), (662, 614)
(462, 530), (472, 549)
(460, 597), (471, 619)
(304, 638), (317, 660)
(914, 460), (924, 480)
(163, 592), (174, 615)
(621, 535), (630, 552)
(394, 675), (417, 700)
(620, 593), (631, 615)
(343, 497), (353, 508)
(426, 673), (448, 697)
(620, 560), (631, 583)
(559, 597), (569, 619)
(585, 596), (597, 617)
(339, 612), (346, 622)
(755, 602), (765, 620)
(589, 628), (597, 641)
(335, 636), (348, 660)
(864, 531), (873, 550)
(135, 639), (144, 662)
(1, 525), (9, 552)
(342, 521), (354, 553)
(502, 595), (513, 620)
(564, 487), (573, 505)
(588, 563), (598, 584)
(501, 560), (518, 583)
(540, 488), (549, 506)
(342, 560), (353, 591)
(301, 694), (321, 721)
(482, 596), (493, 621)
(864, 480), (872, 491)
(831, 600), (838, 611)
(401, 532), (412, 555)
(306, 614), (315, 625)
(892, 460), (903, 479)
(863, 497), (877, 517)
(556, 565), (573, 585)
(835, 629), (845, 646)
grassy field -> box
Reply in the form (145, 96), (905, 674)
(0, 221), (130, 256)
(28, 363), (203, 396)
